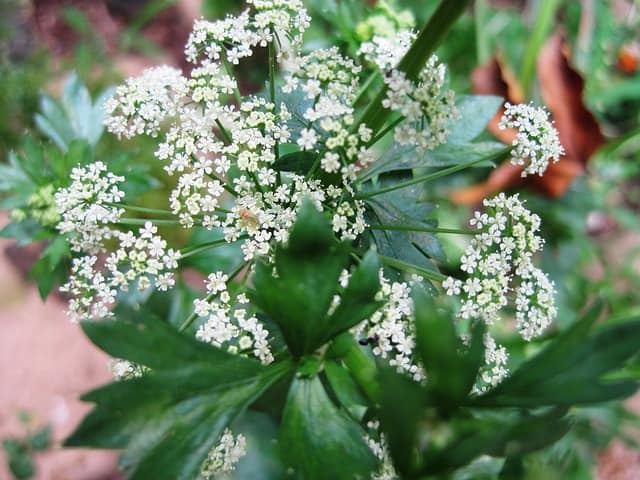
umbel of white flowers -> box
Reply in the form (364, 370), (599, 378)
(51, 0), (565, 477)
(500, 102), (564, 177)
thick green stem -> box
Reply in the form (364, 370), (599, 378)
(328, 333), (381, 404)
(370, 224), (477, 235)
(356, 0), (472, 135)
(356, 147), (511, 199)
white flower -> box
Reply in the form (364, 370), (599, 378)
(380, 55), (457, 152)
(199, 428), (246, 478)
(55, 162), (125, 254)
(444, 194), (556, 340)
(104, 66), (188, 139)
(352, 270), (423, 381)
(499, 102), (564, 177)
(297, 128), (318, 150)
(196, 274), (273, 364)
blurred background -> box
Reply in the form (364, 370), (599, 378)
(1, 0), (640, 478)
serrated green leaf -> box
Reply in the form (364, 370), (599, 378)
(279, 376), (377, 480)
(68, 317), (293, 480)
(249, 200), (350, 356)
(327, 249), (382, 336)
(0, 151), (34, 194)
(81, 316), (251, 371)
(366, 185), (445, 270)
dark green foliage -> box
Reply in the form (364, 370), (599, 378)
(249, 200), (381, 357)
(279, 376), (377, 479)
(2, 415), (51, 480)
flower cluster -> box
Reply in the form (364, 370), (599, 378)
(55, 162), (125, 254)
(108, 358), (148, 380)
(104, 66), (188, 139)
(195, 272), (273, 364)
(359, 30), (415, 72)
(10, 184), (61, 228)
(60, 221), (180, 322)
(365, 421), (398, 480)
(499, 102), (564, 177)
(352, 271), (424, 381)
(476, 333), (509, 393)
(199, 428), (247, 478)
(443, 193), (557, 340)
(360, 30), (457, 152)
(185, 0), (309, 66)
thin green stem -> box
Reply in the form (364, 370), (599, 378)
(179, 235), (248, 259)
(353, 71), (380, 106)
(369, 224), (477, 235)
(367, 116), (404, 147)
(356, 147), (511, 200)
(378, 254), (448, 283)
(107, 203), (176, 217)
(222, 56), (243, 104)
(269, 34), (280, 161)
(178, 260), (250, 332)
(519, 0), (562, 95)
(116, 218), (182, 227)
(215, 119), (232, 144)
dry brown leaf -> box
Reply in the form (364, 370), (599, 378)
(538, 32), (605, 165)
(450, 33), (604, 205)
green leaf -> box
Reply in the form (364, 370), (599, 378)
(414, 290), (485, 403)
(279, 376), (377, 479)
(8, 452), (35, 479)
(447, 95), (504, 143)
(81, 315), (254, 371)
(0, 220), (43, 246)
(476, 304), (640, 407)
(29, 236), (71, 299)
(249, 200), (352, 356)
(28, 426), (52, 452)
(377, 366), (426, 476)
(363, 141), (504, 180)
(0, 151), (34, 194)
(419, 409), (571, 476)
(366, 184), (445, 274)
(35, 72), (109, 151)
(327, 249), (382, 336)
(68, 318), (293, 480)
(272, 150), (317, 174)
(324, 360), (367, 418)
